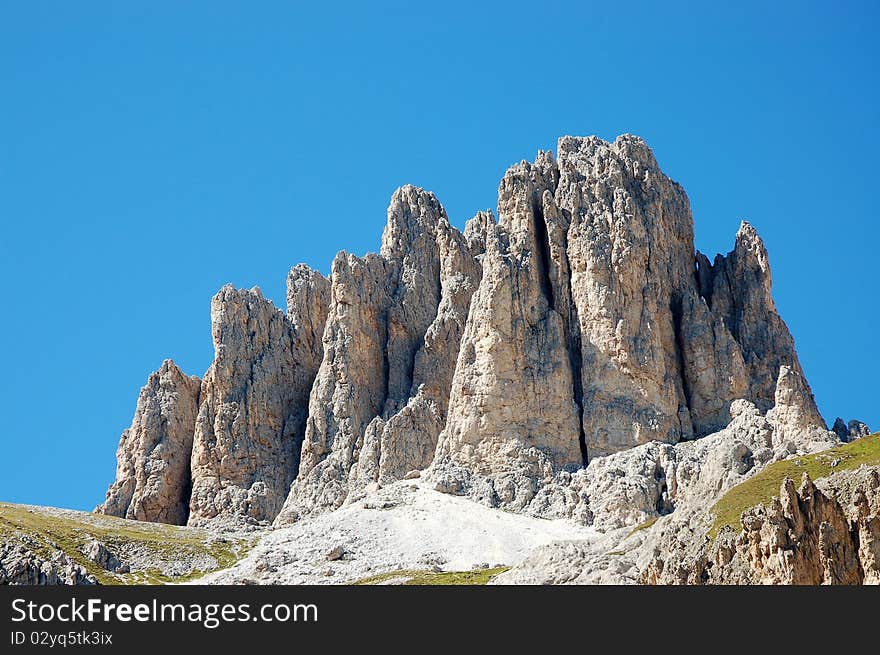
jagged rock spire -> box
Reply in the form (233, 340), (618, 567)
(433, 152), (584, 503)
(97, 360), (200, 525)
(275, 185), (481, 522)
(767, 364), (832, 450)
(187, 280), (329, 527)
(697, 221), (803, 410)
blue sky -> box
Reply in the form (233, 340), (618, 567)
(1, 1), (877, 511)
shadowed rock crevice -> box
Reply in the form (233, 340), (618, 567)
(537, 196), (589, 467)
(532, 197), (556, 309)
(669, 293), (695, 440)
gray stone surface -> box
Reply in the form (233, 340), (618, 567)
(97, 360), (200, 525)
(188, 283), (327, 527)
(276, 186), (481, 522)
(1, 543), (96, 585)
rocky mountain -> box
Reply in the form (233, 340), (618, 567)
(96, 134), (832, 531)
(0, 132), (845, 586)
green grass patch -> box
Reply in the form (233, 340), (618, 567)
(354, 566), (509, 586)
(709, 432), (880, 540)
(626, 516), (659, 538)
(0, 503), (252, 584)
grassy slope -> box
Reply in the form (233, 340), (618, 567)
(354, 567), (510, 585)
(709, 432), (880, 539)
(0, 503), (251, 584)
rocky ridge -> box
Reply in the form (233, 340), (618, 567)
(833, 417), (871, 442)
(635, 462), (880, 585)
(494, 430), (878, 585)
(95, 133), (846, 543)
(0, 542), (96, 585)
(0, 502), (253, 585)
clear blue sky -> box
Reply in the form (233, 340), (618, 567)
(2, 2), (877, 511)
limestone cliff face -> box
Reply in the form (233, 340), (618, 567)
(366, 211), (481, 484)
(432, 135), (824, 506)
(676, 289), (749, 436)
(433, 157), (584, 500)
(100, 133), (831, 529)
(286, 264), (332, 376)
(97, 360), (200, 525)
(554, 136), (699, 455)
(188, 282), (328, 527)
(275, 186), (480, 522)
(696, 221), (807, 412)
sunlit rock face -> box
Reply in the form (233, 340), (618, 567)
(100, 134), (829, 529)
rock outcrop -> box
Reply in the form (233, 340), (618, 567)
(494, 435), (874, 587)
(430, 135), (823, 507)
(642, 467), (880, 585)
(97, 360), (201, 525)
(81, 539), (128, 573)
(101, 132), (837, 534)
(766, 364), (833, 451)
(833, 417), (871, 442)
(0, 543), (96, 585)
(188, 282), (328, 527)
(523, 395), (831, 533)
(275, 186), (481, 522)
